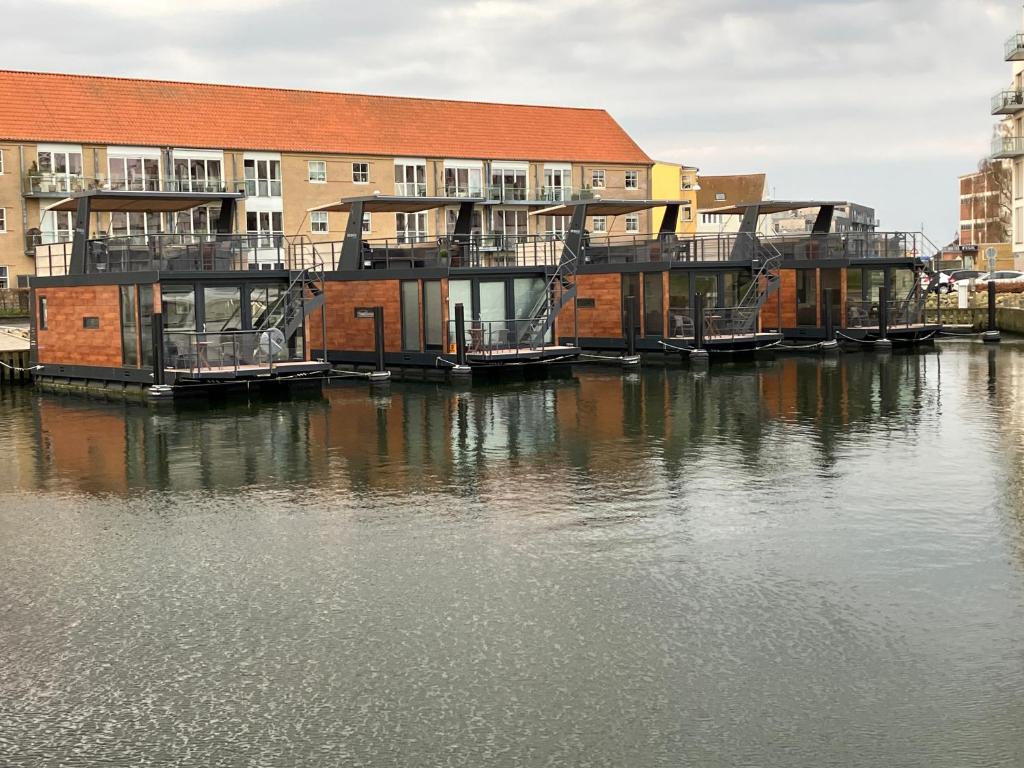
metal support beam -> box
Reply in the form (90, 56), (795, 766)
(339, 200), (367, 270)
(68, 196), (92, 275)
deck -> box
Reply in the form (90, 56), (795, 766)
(164, 360), (330, 381)
(464, 345), (579, 365)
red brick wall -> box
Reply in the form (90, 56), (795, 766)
(35, 285), (123, 367)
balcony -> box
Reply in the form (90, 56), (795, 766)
(394, 182), (427, 197)
(992, 135), (1024, 158)
(443, 184), (485, 199)
(23, 174), (102, 197)
(537, 186), (595, 203)
(993, 90), (1024, 115)
(1006, 33), (1024, 61)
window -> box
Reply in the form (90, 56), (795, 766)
(0, 266), (7, 289)
(715, 192), (726, 202)
(400, 281), (421, 351)
(492, 209), (528, 237)
(591, 215), (607, 233)
(362, 213), (371, 233)
(547, 215), (570, 238)
(18, 275), (30, 289)
(352, 162), (369, 183)
(591, 169), (606, 189)
(246, 211), (283, 246)
(490, 165), (528, 201)
(37, 295), (47, 329)
(120, 285), (139, 367)
(36, 148), (83, 193)
(310, 211), (328, 233)
(108, 153), (159, 191)
(41, 211), (74, 243)
(83, 316), (100, 329)
(308, 160), (327, 183)
(394, 161), (426, 196)
(111, 211), (161, 239)
(243, 158), (282, 197)
(681, 206), (693, 222)
(543, 166), (571, 200)
(644, 272), (664, 337)
(0, 149), (3, 174)
(172, 156), (222, 193)
(423, 280), (443, 349)
(681, 173), (694, 190)
(396, 212), (427, 244)
(445, 208), (482, 235)
(702, 213), (722, 224)
(625, 170), (639, 189)
(625, 213), (640, 232)
(0, 208), (5, 233)
(171, 205), (220, 237)
(444, 164), (483, 197)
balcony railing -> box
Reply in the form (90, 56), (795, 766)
(992, 90), (1024, 115)
(33, 233), (301, 277)
(1006, 33), (1024, 61)
(992, 135), (1024, 158)
(394, 182), (427, 197)
(242, 179), (282, 197)
(22, 174), (103, 196)
(486, 184), (532, 202)
(445, 317), (553, 359)
(443, 184), (485, 198)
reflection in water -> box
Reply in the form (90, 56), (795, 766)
(1, 345), (1024, 767)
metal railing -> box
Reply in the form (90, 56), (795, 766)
(486, 184), (532, 202)
(992, 135), (1024, 158)
(446, 317), (553, 360)
(163, 330), (295, 376)
(992, 89), (1024, 114)
(443, 184), (485, 198)
(34, 233), (299, 276)
(845, 297), (924, 329)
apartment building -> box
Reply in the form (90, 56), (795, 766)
(772, 202), (878, 234)
(958, 164), (1009, 247)
(649, 161), (700, 235)
(695, 173), (768, 234)
(994, 11), (1024, 264)
(0, 70), (654, 288)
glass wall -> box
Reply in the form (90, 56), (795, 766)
(796, 270), (818, 326)
(514, 277), (550, 344)
(423, 281), (443, 350)
(401, 281), (421, 351)
(120, 285), (138, 367)
(694, 274), (718, 308)
(162, 287), (195, 331)
(139, 286), (154, 369)
(668, 273), (690, 337)
(202, 286), (242, 332)
(643, 272), (664, 337)
(621, 274), (641, 337)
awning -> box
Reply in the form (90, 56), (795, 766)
(310, 195), (485, 214)
(45, 190), (244, 213)
(530, 199), (684, 217)
(703, 200), (846, 216)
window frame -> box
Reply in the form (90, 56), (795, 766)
(591, 169), (606, 189)
(308, 160), (327, 183)
(625, 213), (640, 233)
(0, 207), (5, 233)
(362, 213), (371, 233)
(0, 149), (4, 174)
(624, 170), (639, 190)
(310, 210), (329, 233)
(591, 215), (607, 233)
(0, 266), (7, 290)
(352, 162), (369, 184)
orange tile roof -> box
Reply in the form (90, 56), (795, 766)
(0, 70), (651, 164)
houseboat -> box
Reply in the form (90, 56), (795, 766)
(29, 189), (330, 399)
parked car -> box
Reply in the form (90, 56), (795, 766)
(976, 270), (1024, 285)
(921, 271), (953, 293)
(947, 269), (984, 288)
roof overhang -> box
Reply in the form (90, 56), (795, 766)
(46, 190), (244, 213)
(530, 199), (683, 217)
(704, 200), (846, 216)
(310, 195), (485, 214)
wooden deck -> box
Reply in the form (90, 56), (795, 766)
(465, 345), (579, 364)
(164, 360), (330, 381)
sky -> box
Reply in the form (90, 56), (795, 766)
(1, 0), (1018, 239)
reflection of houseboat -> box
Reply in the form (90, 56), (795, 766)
(29, 190), (329, 398)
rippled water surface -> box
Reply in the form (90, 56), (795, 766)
(3, 343), (1024, 767)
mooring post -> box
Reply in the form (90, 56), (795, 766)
(454, 303), (467, 367)
(823, 288), (834, 341)
(876, 287), (892, 350)
(625, 295), (637, 357)
(373, 306), (386, 372)
(983, 280), (1001, 343)
(151, 312), (164, 386)
(690, 292), (709, 362)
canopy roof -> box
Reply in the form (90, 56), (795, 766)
(530, 199), (682, 217)
(46, 190), (243, 213)
(703, 200), (846, 216)
(309, 195), (484, 214)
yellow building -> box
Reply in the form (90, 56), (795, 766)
(649, 161), (699, 236)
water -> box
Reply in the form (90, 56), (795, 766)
(2, 343), (1024, 767)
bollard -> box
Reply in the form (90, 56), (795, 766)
(983, 281), (1001, 343)
(821, 288), (839, 352)
(690, 292), (709, 362)
(451, 302), (471, 376)
(151, 312), (164, 386)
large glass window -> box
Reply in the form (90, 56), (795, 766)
(723, 271), (753, 307)
(445, 209), (482, 236)
(643, 272), (664, 337)
(423, 280), (443, 350)
(36, 148), (83, 192)
(490, 166), (528, 201)
(796, 269), (818, 326)
(243, 158), (282, 197)
(120, 285), (139, 367)
(492, 209), (527, 238)
(139, 285), (154, 369)
(111, 211), (161, 241)
(668, 272), (690, 336)
(694, 274), (718, 308)
(173, 156), (222, 193)
(162, 287), (196, 331)
(444, 165), (483, 197)
(394, 162), (426, 196)
(203, 286), (243, 332)
(621, 273), (641, 337)
(543, 167), (571, 201)
(109, 154), (159, 191)
(514, 277), (550, 344)
(250, 285), (285, 329)
(246, 211), (283, 246)
(173, 205), (220, 237)
(401, 281), (421, 351)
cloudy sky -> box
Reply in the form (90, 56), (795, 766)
(2, 0), (1018, 238)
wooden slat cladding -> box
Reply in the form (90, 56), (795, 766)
(35, 285), (123, 367)
(310, 280), (404, 353)
(562, 274), (623, 338)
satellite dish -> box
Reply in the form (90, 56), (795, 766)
(258, 327), (286, 360)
